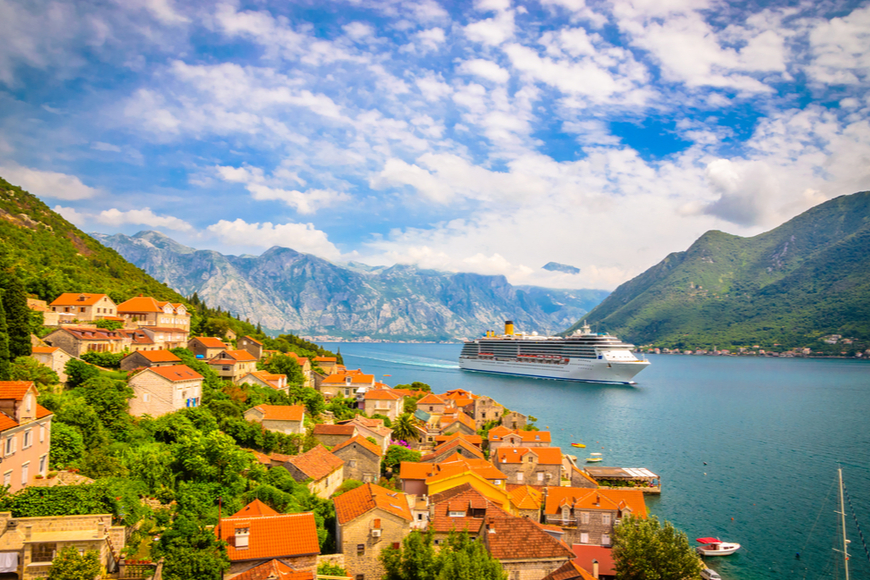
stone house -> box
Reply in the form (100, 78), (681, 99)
(231, 559), (315, 580)
(0, 382), (53, 493)
(313, 356), (338, 374)
(244, 405), (305, 435)
(238, 336), (264, 360)
(128, 365), (203, 418)
(0, 512), (125, 580)
(494, 447), (563, 486)
(43, 326), (124, 356)
(117, 328), (156, 352)
(119, 349), (182, 371)
(48, 293), (117, 323)
(27, 299), (59, 327)
(283, 445), (344, 499)
(569, 464), (600, 489)
(472, 395), (505, 429)
(438, 409), (477, 436)
(543, 488), (647, 547)
(333, 483), (412, 580)
(140, 326), (188, 350)
(208, 350), (258, 383)
(342, 417), (392, 452)
(399, 454), (507, 496)
(542, 561), (596, 580)
(29, 347), (73, 383)
(502, 411), (527, 430)
(283, 352), (313, 388)
(488, 426), (552, 452)
(416, 393), (448, 415)
(509, 485), (544, 520)
(116, 296), (190, 331)
(313, 424), (357, 448)
(237, 370), (288, 393)
(331, 435), (382, 484)
(420, 437), (486, 464)
(217, 499), (319, 579)
(187, 336), (228, 360)
(428, 485), (504, 545)
(318, 369), (375, 400)
(432, 433), (483, 449)
(482, 512), (575, 580)
(363, 389), (404, 422)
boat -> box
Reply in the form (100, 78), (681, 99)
(571, 443), (586, 448)
(696, 538), (740, 556)
(586, 457), (603, 463)
(700, 568), (721, 580)
(458, 320), (650, 385)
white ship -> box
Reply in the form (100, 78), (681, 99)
(458, 320), (650, 385)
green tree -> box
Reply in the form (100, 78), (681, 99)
(64, 359), (100, 389)
(391, 413), (420, 442)
(9, 356), (58, 388)
(317, 561), (347, 576)
(262, 353), (306, 386)
(381, 528), (439, 580)
(75, 375), (133, 434)
(381, 529), (505, 580)
(332, 479), (364, 497)
(47, 546), (101, 580)
(2, 273), (32, 359)
(0, 294), (10, 380)
(49, 422), (85, 469)
(612, 515), (703, 580)
(382, 445), (421, 475)
(93, 318), (123, 330)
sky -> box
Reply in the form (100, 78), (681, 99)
(1, 0), (870, 291)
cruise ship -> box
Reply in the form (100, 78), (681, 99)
(458, 320), (650, 385)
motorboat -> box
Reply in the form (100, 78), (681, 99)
(700, 568), (721, 580)
(571, 443), (586, 448)
(586, 453), (603, 463)
(696, 538), (740, 556)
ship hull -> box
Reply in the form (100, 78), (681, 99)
(458, 356), (649, 385)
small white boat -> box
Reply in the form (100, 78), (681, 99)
(700, 568), (721, 580)
(696, 537), (740, 556)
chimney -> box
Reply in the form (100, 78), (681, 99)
(24, 525), (32, 541)
(592, 559), (599, 579)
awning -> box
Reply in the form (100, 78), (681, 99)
(696, 537), (721, 544)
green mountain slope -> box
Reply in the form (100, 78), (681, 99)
(567, 191), (870, 350)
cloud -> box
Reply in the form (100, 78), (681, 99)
(0, 165), (100, 200)
(206, 219), (341, 260)
(53, 205), (89, 226)
(701, 159), (778, 226)
(95, 208), (194, 231)
(465, 10), (515, 45)
(806, 5), (870, 86)
(215, 164), (347, 214)
(457, 59), (510, 83)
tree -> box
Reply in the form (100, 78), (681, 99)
(9, 356), (58, 388)
(2, 273), (31, 359)
(382, 445), (421, 475)
(381, 529), (505, 580)
(49, 422), (85, 469)
(94, 318), (123, 330)
(317, 561), (347, 576)
(262, 353), (305, 386)
(64, 359), (100, 389)
(612, 515), (703, 580)
(391, 413), (420, 442)
(47, 546), (101, 580)
(75, 375), (133, 434)
(0, 294), (10, 380)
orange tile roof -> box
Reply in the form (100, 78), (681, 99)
(0, 382), (35, 401)
(501, 430), (552, 444)
(192, 337), (228, 348)
(571, 465), (600, 487)
(35, 404), (52, 420)
(417, 393), (446, 405)
(127, 350), (181, 363)
(425, 456), (506, 483)
(242, 335), (263, 345)
(334, 483), (412, 525)
(246, 449), (273, 466)
(544, 487), (647, 518)
(31, 347), (58, 354)
(364, 389), (403, 401)
(422, 438), (485, 462)
(244, 371), (286, 386)
(252, 405), (305, 422)
(331, 435), (382, 457)
(231, 559), (313, 580)
(495, 447), (563, 466)
(450, 397), (475, 408)
(209, 349), (257, 363)
(321, 371), (375, 385)
(283, 352), (307, 365)
(287, 445), (343, 481)
(116, 296), (163, 313)
(543, 560), (595, 580)
(0, 412), (19, 432)
(487, 425), (513, 441)
(399, 462), (436, 480)
(219, 511), (320, 561)
(56, 327), (123, 341)
(313, 424), (356, 436)
(572, 546), (615, 576)
(483, 512), (575, 561)
(49, 293), (109, 307)
(509, 485), (543, 510)
(439, 410), (476, 432)
(433, 433), (483, 447)
(442, 389), (475, 399)
(144, 365), (203, 382)
(314, 356), (336, 362)
(118, 329), (154, 345)
(232, 499), (279, 518)
(430, 486), (504, 533)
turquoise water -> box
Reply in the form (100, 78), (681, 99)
(322, 343), (870, 580)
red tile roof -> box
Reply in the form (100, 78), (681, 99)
(439, 410), (476, 432)
(544, 488), (647, 518)
(422, 438), (485, 462)
(313, 356), (336, 362)
(313, 424), (356, 436)
(424, 455), (506, 483)
(127, 350), (181, 363)
(56, 327), (123, 341)
(0, 412), (19, 432)
(209, 349), (257, 364)
(333, 483), (412, 525)
(364, 389), (403, 401)
(35, 404), (52, 419)
(144, 365), (203, 383)
(543, 560), (595, 580)
(321, 370), (375, 385)
(218, 510), (320, 561)
(331, 435), (382, 457)
(433, 433), (483, 447)
(232, 499), (279, 518)
(417, 393), (446, 405)
(399, 462), (436, 480)
(483, 512), (575, 561)
(231, 559), (313, 580)
(0, 382), (35, 401)
(50, 293), (109, 307)
(191, 337), (228, 348)
(509, 485), (543, 510)
(117, 296), (163, 313)
(487, 425), (513, 441)
(118, 329), (154, 345)
(287, 445), (344, 481)
(572, 545), (615, 576)
(31, 347), (58, 354)
(252, 405), (305, 422)
(488, 426), (551, 443)
(495, 446), (563, 465)
(430, 486), (505, 533)
(243, 371), (286, 386)
(242, 335), (263, 345)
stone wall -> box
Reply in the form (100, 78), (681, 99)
(496, 459), (560, 486)
(502, 411), (527, 430)
(473, 396), (504, 429)
(500, 558), (569, 580)
(333, 446), (380, 484)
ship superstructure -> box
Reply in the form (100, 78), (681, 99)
(458, 320), (650, 384)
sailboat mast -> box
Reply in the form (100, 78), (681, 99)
(838, 467), (850, 580)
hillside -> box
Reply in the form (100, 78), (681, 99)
(567, 191), (870, 350)
(95, 231), (609, 340)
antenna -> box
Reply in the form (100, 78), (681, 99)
(835, 467), (850, 580)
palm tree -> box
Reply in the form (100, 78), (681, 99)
(391, 413), (420, 443)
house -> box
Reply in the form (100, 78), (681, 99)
(571, 545), (616, 579)
(283, 352), (313, 388)
(116, 296), (191, 331)
(501, 411), (527, 430)
(416, 393), (448, 415)
(0, 512), (125, 580)
(438, 409), (477, 436)
(217, 499), (320, 579)
(433, 433), (483, 449)
(494, 447), (563, 486)
(27, 299), (59, 326)
(119, 349), (182, 371)
(544, 488), (647, 547)
(399, 454), (506, 496)
(488, 426), (552, 452)
(208, 350), (258, 382)
(440, 389), (476, 416)
(238, 336), (264, 360)
(43, 326), (124, 356)
(344, 417), (392, 452)
(244, 405), (305, 435)
(363, 389), (404, 422)
(128, 365), (203, 418)
(481, 512), (575, 580)
(509, 485), (544, 520)
(0, 382), (53, 493)
(29, 346), (73, 383)
(428, 485), (504, 545)
(187, 336), (228, 360)
(117, 328), (157, 352)
(282, 445), (344, 499)
(313, 356), (338, 374)
(331, 435), (382, 484)
(569, 464), (600, 489)
(230, 560), (314, 580)
(48, 293), (117, 323)
(237, 370), (288, 393)
(313, 424), (357, 448)
(542, 560), (596, 580)
(318, 369), (375, 400)
(471, 395), (505, 429)
(333, 483), (412, 580)
(140, 326), (188, 350)
(420, 437), (486, 464)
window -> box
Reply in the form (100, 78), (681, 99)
(537, 472), (544, 482)
(448, 511), (465, 518)
(580, 532), (589, 544)
(602, 513), (612, 526)
(3, 471), (11, 487)
(602, 533), (611, 546)
(80, 307), (86, 313)
(39, 455), (47, 476)
(392, 543), (400, 549)
(39, 425), (45, 443)
(21, 462), (29, 485)
(357, 544), (365, 556)
(32, 543), (56, 563)
(144, 393), (151, 403)
(516, 473), (523, 482)
(5, 435), (15, 456)
(580, 512), (590, 525)
(355, 575), (365, 580)
(23, 430), (31, 449)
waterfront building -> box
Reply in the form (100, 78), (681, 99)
(488, 426), (552, 452)
(543, 488), (647, 547)
(493, 446), (563, 486)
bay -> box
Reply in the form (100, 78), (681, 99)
(321, 342), (870, 580)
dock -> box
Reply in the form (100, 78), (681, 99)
(583, 466), (661, 494)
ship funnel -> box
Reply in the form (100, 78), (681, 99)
(505, 320), (514, 335)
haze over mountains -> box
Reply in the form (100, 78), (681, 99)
(95, 231), (608, 341)
(570, 191), (870, 349)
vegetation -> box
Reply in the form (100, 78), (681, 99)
(391, 413), (420, 442)
(382, 445), (421, 475)
(317, 561), (348, 576)
(612, 515), (703, 580)
(47, 546), (101, 580)
(381, 529), (506, 580)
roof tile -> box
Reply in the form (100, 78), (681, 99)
(333, 483), (412, 525)
(287, 445), (344, 481)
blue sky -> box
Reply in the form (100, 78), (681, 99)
(1, 0), (869, 290)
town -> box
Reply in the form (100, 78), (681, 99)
(0, 291), (666, 580)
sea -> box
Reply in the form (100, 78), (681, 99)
(319, 342), (870, 580)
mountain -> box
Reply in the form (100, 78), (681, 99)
(542, 262), (580, 274)
(95, 231), (609, 340)
(567, 191), (870, 349)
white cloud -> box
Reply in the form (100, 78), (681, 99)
(465, 10), (515, 45)
(215, 164), (346, 214)
(53, 205), (89, 226)
(806, 5), (870, 86)
(457, 59), (510, 83)
(343, 22), (375, 41)
(0, 164), (100, 200)
(95, 207), (194, 231)
(206, 218), (341, 260)
(415, 27), (446, 51)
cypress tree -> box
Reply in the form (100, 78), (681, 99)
(2, 273), (31, 358)
(0, 292), (10, 380)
